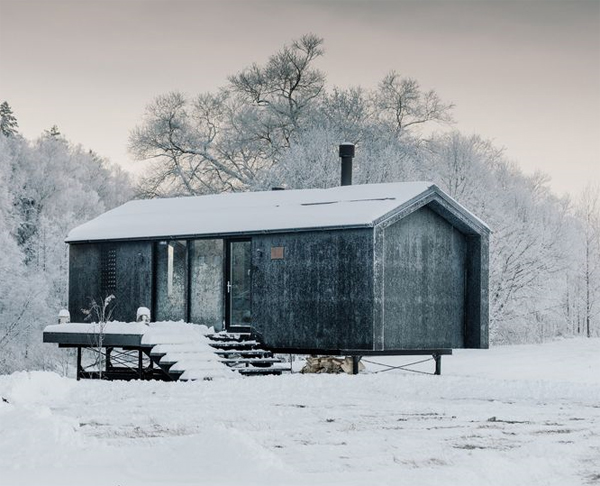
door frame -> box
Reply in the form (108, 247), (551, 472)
(224, 238), (253, 332)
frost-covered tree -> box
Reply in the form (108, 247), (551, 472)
(43, 125), (61, 138)
(130, 35), (326, 196)
(574, 184), (600, 337)
(130, 35), (450, 197)
(374, 72), (453, 136)
(0, 128), (133, 373)
(0, 101), (19, 137)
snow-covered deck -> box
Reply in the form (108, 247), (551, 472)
(43, 322), (237, 381)
(44, 322), (150, 347)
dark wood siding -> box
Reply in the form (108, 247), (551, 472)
(68, 242), (152, 323)
(252, 229), (374, 351)
(382, 207), (467, 349)
(113, 242), (153, 322)
(68, 243), (102, 323)
(465, 233), (489, 348)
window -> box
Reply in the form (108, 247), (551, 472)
(155, 240), (187, 321)
(190, 239), (224, 330)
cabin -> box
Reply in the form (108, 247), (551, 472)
(44, 145), (489, 378)
(64, 189), (489, 345)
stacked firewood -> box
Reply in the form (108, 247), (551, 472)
(301, 356), (364, 374)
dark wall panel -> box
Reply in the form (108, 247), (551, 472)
(465, 234), (489, 348)
(68, 242), (153, 323)
(113, 242), (153, 322)
(382, 207), (467, 349)
(252, 229), (374, 351)
(68, 243), (102, 323)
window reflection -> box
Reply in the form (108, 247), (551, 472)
(156, 240), (187, 321)
(230, 240), (252, 326)
(190, 240), (224, 330)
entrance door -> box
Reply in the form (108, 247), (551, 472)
(226, 240), (252, 330)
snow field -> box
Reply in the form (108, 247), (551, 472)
(0, 338), (598, 486)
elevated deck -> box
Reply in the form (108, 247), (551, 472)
(44, 322), (149, 348)
(43, 322), (288, 380)
(44, 322), (451, 378)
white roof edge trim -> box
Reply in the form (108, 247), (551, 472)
(428, 185), (491, 232)
(65, 222), (376, 244)
(373, 185), (490, 233)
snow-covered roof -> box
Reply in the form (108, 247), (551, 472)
(66, 182), (488, 243)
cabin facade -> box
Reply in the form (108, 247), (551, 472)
(65, 181), (490, 355)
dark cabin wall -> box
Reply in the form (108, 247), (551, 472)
(381, 206), (468, 349)
(68, 242), (153, 323)
(252, 229), (374, 351)
(69, 243), (101, 323)
(113, 242), (153, 322)
(465, 233), (489, 348)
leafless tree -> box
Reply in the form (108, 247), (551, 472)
(374, 72), (454, 136)
(576, 184), (600, 337)
(82, 294), (115, 378)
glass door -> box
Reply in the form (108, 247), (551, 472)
(227, 240), (252, 329)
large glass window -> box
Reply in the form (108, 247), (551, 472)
(190, 239), (224, 330)
(155, 240), (187, 321)
(229, 240), (252, 327)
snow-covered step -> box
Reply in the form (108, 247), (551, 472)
(219, 357), (282, 365)
(160, 353), (218, 366)
(207, 332), (252, 342)
(213, 349), (273, 358)
(140, 324), (289, 379)
(208, 340), (260, 349)
(237, 365), (290, 376)
(150, 342), (209, 356)
(168, 360), (228, 373)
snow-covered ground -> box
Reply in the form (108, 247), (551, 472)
(1, 338), (598, 486)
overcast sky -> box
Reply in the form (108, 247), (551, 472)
(0, 0), (598, 197)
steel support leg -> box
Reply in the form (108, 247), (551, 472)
(138, 349), (143, 380)
(352, 356), (361, 375)
(434, 354), (442, 376)
(76, 347), (82, 381)
(106, 347), (112, 374)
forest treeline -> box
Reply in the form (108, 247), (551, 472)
(0, 108), (132, 372)
(0, 35), (598, 373)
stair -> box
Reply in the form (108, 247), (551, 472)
(142, 324), (233, 381)
(144, 326), (289, 380)
(206, 331), (290, 376)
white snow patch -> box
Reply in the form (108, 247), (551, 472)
(2, 371), (75, 406)
(1, 338), (598, 485)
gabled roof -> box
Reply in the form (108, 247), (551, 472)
(66, 182), (489, 243)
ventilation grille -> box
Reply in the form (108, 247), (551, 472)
(101, 246), (117, 296)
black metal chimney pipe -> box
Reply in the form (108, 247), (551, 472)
(339, 143), (355, 186)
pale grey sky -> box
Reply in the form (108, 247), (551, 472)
(0, 0), (598, 197)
